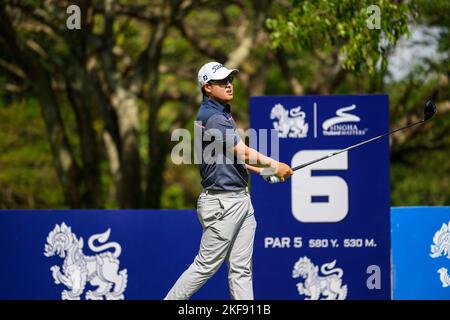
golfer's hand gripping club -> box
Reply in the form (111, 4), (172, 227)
(260, 163), (293, 184)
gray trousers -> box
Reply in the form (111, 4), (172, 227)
(164, 188), (257, 300)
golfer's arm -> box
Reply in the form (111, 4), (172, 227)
(233, 140), (277, 168)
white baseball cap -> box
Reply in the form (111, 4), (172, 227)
(197, 62), (238, 87)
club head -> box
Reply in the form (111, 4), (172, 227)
(424, 100), (436, 121)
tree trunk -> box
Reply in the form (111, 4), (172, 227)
(101, 0), (142, 208)
(0, 4), (82, 207)
(144, 14), (172, 208)
(66, 78), (104, 208)
(35, 76), (82, 207)
(114, 88), (142, 208)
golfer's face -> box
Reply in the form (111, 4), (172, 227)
(205, 76), (234, 103)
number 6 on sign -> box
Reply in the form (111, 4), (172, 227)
(291, 150), (349, 223)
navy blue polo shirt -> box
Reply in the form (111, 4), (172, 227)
(195, 96), (248, 190)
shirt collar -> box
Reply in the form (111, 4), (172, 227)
(202, 96), (231, 114)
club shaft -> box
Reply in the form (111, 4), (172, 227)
(292, 119), (425, 172)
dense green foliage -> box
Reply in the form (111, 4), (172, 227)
(267, 0), (412, 73)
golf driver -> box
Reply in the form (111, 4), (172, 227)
(262, 100), (437, 184)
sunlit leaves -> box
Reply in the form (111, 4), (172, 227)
(266, 0), (415, 74)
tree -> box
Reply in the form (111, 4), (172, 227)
(0, 0), (275, 208)
(388, 0), (450, 205)
(0, 0), (447, 209)
(0, 0), (188, 208)
(265, 0), (449, 205)
(266, 0), (412, 74)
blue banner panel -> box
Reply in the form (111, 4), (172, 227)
(391, 206), (450, 300)
(250, 95), (391, 299)
(0, 210), (230, 300)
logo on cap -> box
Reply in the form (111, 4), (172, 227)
(212, 64), (223, 73)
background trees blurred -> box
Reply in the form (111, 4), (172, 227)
(0, 0), (448, 209)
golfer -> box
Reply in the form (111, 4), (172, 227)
(165, 62), (292, 300)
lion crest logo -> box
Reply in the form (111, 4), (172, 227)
(430, 221), (450, 287)
(292, 256), (347, 300)
(44, 223), (128, 300)
(270, 103), (308, 138)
